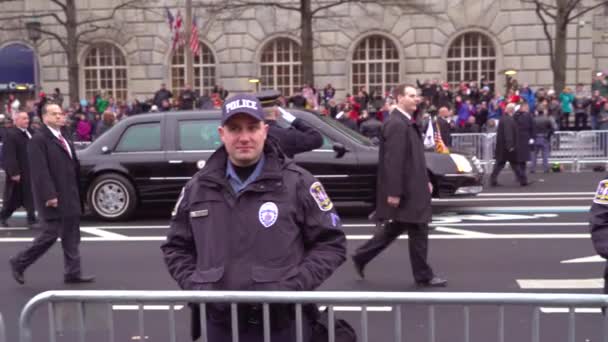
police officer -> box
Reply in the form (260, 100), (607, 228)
(590, 179), (608, 298)
(259, 91), (323, 158)
(161, 93), (346, 342)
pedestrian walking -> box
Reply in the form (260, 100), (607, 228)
(351, 84), (447, 288)
(489, 103), (529, 186)
(0, 112), (38, 228)
(514, 102), (535, 178)
(9, 103), (95, 285)
(531, 103), (556, 173)
(161, 93), (346, 342)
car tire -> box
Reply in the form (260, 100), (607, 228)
(87, 173), (137, 221)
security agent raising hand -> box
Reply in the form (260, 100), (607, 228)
(161, 93), (346, 342)
(261, 93), (323, 158)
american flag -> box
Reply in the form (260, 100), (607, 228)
(168, 10), (184, 51)
(190, 16), (200, 56)
(434, 121), (450, 154)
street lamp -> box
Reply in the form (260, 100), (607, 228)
(248, 78), (260, 92)
(25, 21), (41, 93)
(576, 20), (587, 84)
(503, 69), (517, 93)
(25, 21), (41, 43)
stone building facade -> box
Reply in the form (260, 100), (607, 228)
(0, 0), (606, 103)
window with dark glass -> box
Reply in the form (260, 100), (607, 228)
(115, 123), (161, 152)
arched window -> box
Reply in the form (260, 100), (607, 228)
(171, 43), (216, 95)
(446, 32), (496, 89)
(351, 35), (400, 95)
(259, 38), (301, 96)
(83, 43), (128, 101)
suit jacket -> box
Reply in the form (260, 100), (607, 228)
(514, 111), (535, 162)
(28, 125), (82, 219)
(494, 114), (517, 162)
(2, 127), (33, 179)
(375, 109), (432, 224)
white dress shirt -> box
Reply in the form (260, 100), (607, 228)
(47, 126), (72, 159)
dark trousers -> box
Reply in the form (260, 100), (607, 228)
(490, 160), (528, 185)
(575, 112), (588, 131)
(1, 179), (35, 223)
(353, 221), (434, 283)
(531, 137), (550, 173)
(201, 316), (311, 342)
(12, 216), (82, 276)
(560, 113), (570, 130)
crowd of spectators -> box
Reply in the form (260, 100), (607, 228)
(2, 72), (607, 144)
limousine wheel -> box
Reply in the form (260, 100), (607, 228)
(88, 173), (137, 221)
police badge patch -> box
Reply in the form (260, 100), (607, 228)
(309, 181), (333, 211)
(594, 180), (608, 205)
(259, 202), (279, 228)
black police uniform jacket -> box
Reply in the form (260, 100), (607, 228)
(589, 179), (608, 294)
(2, 127), (34, 205)
(28, 125), (82, 219)
(161, 142), (347, 318)
(267, 118), (324, 159)
(374, 109), (432, 224)
(494, 114), (517, 163)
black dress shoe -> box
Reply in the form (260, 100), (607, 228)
(416, 277), (447, 288)
(490, 181), (499, 187)
(64, 274), (96, 284)
(9, 257), (24, 285)
(521, 180), (535, 187)
(352, 256), (365, 279)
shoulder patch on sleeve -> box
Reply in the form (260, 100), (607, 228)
(594, 180), (608, 205)
(309, 181), (333, 211)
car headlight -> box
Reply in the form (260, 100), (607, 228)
(470, 155), (484, 173)
(449, 153), (473, 173)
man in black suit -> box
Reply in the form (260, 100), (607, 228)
(490, 103), (529, 186)
(0, 112), (38, 227)
(352, 84), (447, 287)
(9, 103), (94, 285)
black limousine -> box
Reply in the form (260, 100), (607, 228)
(77, 109), (483, 220)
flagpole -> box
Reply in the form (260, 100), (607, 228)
(185, 0), (194, 89)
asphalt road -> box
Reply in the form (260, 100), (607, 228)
(0, 170), (607, 342)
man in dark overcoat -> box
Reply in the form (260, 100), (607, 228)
(9, 103), (94, 285)
(351, 84), (447, 287)
(489, 103), (528, 186)
(0, 112), (38, 227)
(513, 102), (535, 181)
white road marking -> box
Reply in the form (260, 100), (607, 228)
(80, 228), (128, 239)
(540, 308), (602, 314)
(432, 222), (587, 227)
(0, 234), (592, 243)
(433, 197), (591, 202)
(561, 255), (604, 264)
(446, 206), (589, 213)
(318, 306), (392, 312)
(517, 278), (603, 289)
(113, 305), (184, 311)
(479, 192), (594, 196)
(433, 227), (494, 237)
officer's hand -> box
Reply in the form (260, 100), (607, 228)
(529, 138), (535, 144)
(11, 175), (20, 182)
(46, 198), (58, 207)
(387, 196), (400, 207)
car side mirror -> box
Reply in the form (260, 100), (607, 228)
(101, 146), (110, 154)
(333, 142), (348, 158)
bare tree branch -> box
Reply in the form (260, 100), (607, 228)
(50, 0), (68, 12)
(211, 0), (300, 12)
(76, 0), (143, 27)
(0, 12), (67, 26)
(535, 0), (555, 71)
(568, 1), (608, 22)
(310, 0), (350, 16)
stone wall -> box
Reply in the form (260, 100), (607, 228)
(0, 0), (604, 101)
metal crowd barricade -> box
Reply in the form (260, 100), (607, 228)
(18, 290), (608, 342)
(451, 133), (495, 172)
(547, 131), (579, 170)
(574, 130), (608, 171)
(0, 312), (6, 342)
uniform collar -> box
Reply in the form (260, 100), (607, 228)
(225, 154), (266, 193)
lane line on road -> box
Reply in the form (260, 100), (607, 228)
(0, 233), (593, 242)
(540, 308), (601, 314)
(479, 192), (594, 196)
(517, 278), (603, 289)
(80, 228), (128, 239)
(561, 255), (604, 263)
(445, 206), (589, 213)
(433, 198), (591, 202)
(433, 227), (494, 237)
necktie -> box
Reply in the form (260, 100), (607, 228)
(58, 134), (71, 158)
(23, 129), (31, 139)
